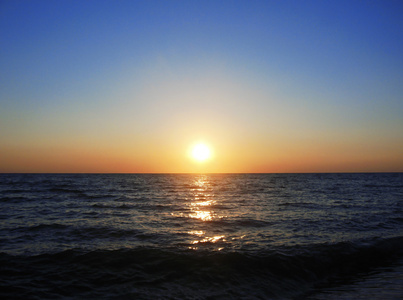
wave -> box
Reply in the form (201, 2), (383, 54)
(91, 203), (136, 209)
(0, 196), (28, 203)
(211, 218), (275, 228)
(24, 223), (69, 231)
(1, 236), (402, 299)
(364, 184), (403, 188)
(278, 202), (325, 209)
(10, 223), (155, 240)
(48, 187), (83, 193)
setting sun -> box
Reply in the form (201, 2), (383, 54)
(192, 143), (211, 162)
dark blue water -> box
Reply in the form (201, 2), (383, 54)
(1, 173), (402, 299)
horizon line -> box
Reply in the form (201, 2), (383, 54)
(1, 171), (402, 175)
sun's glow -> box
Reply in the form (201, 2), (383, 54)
(192, 143), (211, 162)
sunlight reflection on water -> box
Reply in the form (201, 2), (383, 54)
(189, 210), (213, 221)
(189, 176), (216, 221)
(185, 175), (228, 250)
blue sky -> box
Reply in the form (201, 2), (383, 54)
(1, 0), (402, 172)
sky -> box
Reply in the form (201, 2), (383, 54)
(0, 0), (402, 173)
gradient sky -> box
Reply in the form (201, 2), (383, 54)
(1, 0), (402, 173)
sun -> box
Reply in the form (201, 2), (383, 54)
(192, 143), (211, 162)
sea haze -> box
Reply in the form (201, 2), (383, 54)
(1, 173), (402, 299)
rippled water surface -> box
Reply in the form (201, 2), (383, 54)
(1, 173), (402, 299)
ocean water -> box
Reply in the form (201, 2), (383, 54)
(0, 173), (402, 299)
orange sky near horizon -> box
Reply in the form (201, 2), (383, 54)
(1, 133), (402, 173)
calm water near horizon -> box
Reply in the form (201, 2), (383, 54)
(1, 173), (402, 299)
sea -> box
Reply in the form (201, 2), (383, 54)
(0, 173), (402, 299)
